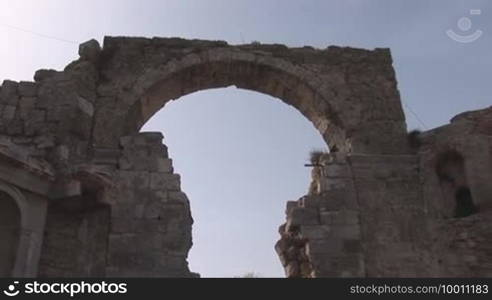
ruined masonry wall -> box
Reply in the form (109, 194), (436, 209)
(105, 133), (195, 277)
(277, 106), (492, 277)
(1, 37), (491, 277)
(276, 153), (364, 277)
(418, 107), (492, 277)
(38, 205), (109, 277)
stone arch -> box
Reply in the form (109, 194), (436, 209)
(125, 56), (344, 151)
(82, 37), (411, 277)
(0, 182), (27, 277)
(98, 49), (345, 152)
(92, 38), (409, 155)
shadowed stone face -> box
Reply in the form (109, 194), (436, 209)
(0, 192), (21, 277)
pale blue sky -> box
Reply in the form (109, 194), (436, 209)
(1, 0), (490, 277)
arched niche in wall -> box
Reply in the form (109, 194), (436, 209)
(0, 181), (30, 277)
(0, 190), (21, 276)
(435, 149), (478, 218)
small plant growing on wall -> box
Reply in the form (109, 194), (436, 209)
(308, 149), (327, 166)
(407, 129), (422, 151)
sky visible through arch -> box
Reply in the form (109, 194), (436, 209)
(142, 88), (326, 277)
(1, 0), (491, 277)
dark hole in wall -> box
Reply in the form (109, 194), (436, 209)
(435, 150), (464, 184)
(454, 186), (478, 218)
(435, 150), (478, 218)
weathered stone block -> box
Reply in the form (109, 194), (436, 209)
(285, 261), (300, 277)
(118, 156), (133, 170)
(24, 109), (46, 136)
(19, 97), (37, 120)
(111, 204), (137, 219)
(6, 119), (23, 135)
(92, 148), (121, 165)
(318, 177), (351, 191)
(300, 195), (320, 208)
(34, 69), (59, 82)
(331, 224), (361, 239)
(34, 135), (55, 149)
(110, 218), (135, 233)
(18, 81), (37, 97)
(150, 173), (181, 191)
(325, 162), (350, 177)
(155, 158), (173, 173)
(343, 239), (362, 253)
(168, 191), (188, 204)
(76, 96), (94, 117)
(319, 188), (359, 210)
(2, 105), (16, 121)
(0, 80), (19, 105)
(287, 207), (320, 228)
(285, 200), (298, 215)
(143, 201), (162, 219)
(139, 132), (164, 143)
(306, 239), (343, 255)
(116, 171), (150, 190)
(79, 39), (101, 62)
(300, 225), (331, 240)
(320, 210), (359, 225)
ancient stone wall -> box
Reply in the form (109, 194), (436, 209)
(417, 106), (492, 277)
(276, 153), (364, 277)
(277, 106), (492, 277)
(90, 37), (408, 155)
(38, 204), (110, 277)
(0, 37), (490, 277)
(105, 133), (194, 277)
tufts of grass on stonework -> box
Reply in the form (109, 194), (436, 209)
(407, 129), (422, 150)
(309, 149), (327, 165)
